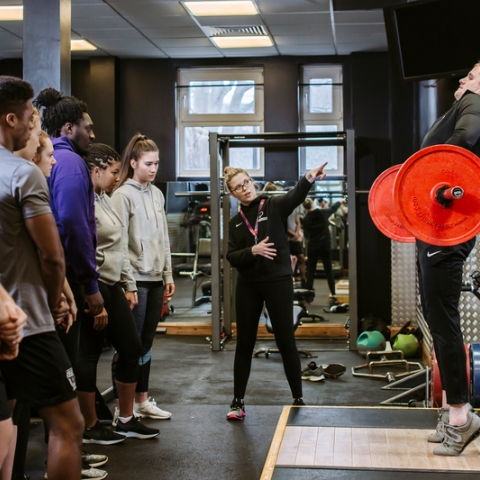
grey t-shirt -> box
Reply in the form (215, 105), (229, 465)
(287, 209), (298, 234)
(0, 147), (55, 337)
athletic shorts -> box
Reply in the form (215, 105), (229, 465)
(289, 240), (304, 256)
(0, 367), (10, 421)
(0, 332), (77, 408)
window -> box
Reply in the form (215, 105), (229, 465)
(299, 65), (343, 178)
(177, 68), (264, 178)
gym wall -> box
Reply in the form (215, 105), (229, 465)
(0, 51), (421, 326)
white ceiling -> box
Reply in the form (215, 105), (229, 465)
(0, 0), (392, 59)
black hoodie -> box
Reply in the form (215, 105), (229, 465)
(227, 176), (312, 283)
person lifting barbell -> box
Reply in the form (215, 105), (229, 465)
(369, 61), (480, 457)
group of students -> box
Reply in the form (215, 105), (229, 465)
(0, 76), (174, 480)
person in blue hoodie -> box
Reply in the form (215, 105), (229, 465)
(34, 88), (103, 371)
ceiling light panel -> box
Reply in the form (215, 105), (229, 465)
(184, 1), (258, 17)
(211, 35), (273, 48)
(71, 39), (97, 51)
(0, 6), (23, 21)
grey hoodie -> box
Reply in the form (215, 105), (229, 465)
(94, 191), (136, 291)
(111, 179), (173, 285)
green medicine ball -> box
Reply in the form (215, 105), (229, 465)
(393, 333), (419, 358)
(357, 330), (386, 354)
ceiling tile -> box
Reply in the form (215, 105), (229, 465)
(270, 24), (332, 36)
(278, 44), (336, 55)
(336, 42), (387, 54)
(102, 47), (168, 58)
(263, 13), (331, 26)
(334, 10), (384, 23)
(72, 0), (107, 5)
(335, 24), (385, 36)
(75, 28), (145, 40)
(0, 50), (22, 58)
(0, 23), (22, 37)
(0, 30), (22, 49)
(109, 1), (186, 16)
(141, 26), (205, 38)
(124, 13), (195, 28)
(161, 46), (222, 56)
(72, 4), (117, 17)
(72, 16), (132, 29)
(152, 37), (212, 47)
(0, 0), (395, 58)
(93, 38), (155, 49)
(257, 0), (330, 14)
(273, 34), (334, 46)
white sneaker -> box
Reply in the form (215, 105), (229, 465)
(81, 464), (108, 479)
(82, 450), (108, 468)
(111, 407), (119, 427)
(134, 397), (172, 420)
(45, 461), (108, 479)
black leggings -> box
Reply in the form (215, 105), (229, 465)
(234, 277), (302, 399)
(306, 243), (336, 295)
(76, 281), (142, 392)
(56, 280), (84, 370)
(417, 239), (475, 405)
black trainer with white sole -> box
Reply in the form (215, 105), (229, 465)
(115, 416), (160, 439)
(83, 421), (126, 445)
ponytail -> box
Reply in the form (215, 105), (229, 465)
(116, 133), (159, 189)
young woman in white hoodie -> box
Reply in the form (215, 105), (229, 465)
(111, 134), (174, 421)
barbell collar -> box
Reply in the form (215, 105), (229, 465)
(435, 185), (464, 207)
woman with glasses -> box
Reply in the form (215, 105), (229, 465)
(224, 163), (327, 420)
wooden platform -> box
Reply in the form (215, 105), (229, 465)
(262, 406), (480, 479)
(158, 321), (349, 338)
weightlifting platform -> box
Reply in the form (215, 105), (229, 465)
(261, 406), (480, 480)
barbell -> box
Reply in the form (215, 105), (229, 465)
(369, 145), (480, 246)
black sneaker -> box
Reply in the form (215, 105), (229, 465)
(115, 416), (160, 439)
(83, 421), (126, 445)
(293, 398), (305, 406)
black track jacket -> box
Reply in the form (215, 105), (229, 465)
(418, 89), (480, 253)
(227, 176), (312, 283)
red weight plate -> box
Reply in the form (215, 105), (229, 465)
(394, 145), (480, 247)
(368, 165), (415, 243)
(431, 349), (442, 408)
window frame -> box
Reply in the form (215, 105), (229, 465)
(177, 67), (265, 178)
(299, 65), (344, 178)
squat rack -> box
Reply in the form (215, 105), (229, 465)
(207, 130), (357, 351)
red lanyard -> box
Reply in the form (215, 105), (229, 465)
(239, 198), (265, 245)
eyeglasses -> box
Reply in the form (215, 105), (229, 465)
(232, 177), (253, 194)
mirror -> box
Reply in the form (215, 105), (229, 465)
(161, 180), (349, 335)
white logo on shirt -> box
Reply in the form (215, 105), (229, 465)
(236, 222), (243, 227)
